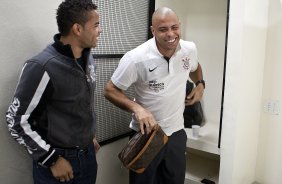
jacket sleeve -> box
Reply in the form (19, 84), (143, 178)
(6, 60), (59, 167)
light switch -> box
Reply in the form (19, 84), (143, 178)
(263, 100), (280, 115)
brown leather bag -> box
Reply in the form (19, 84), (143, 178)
(118, 124), (168, 173)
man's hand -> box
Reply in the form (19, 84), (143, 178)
(133, 106), (157, 134)
(93, 137), (100, 154)
(185, 83), (204, 105)
(50, 156), (73, 182)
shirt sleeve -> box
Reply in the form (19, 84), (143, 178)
(111, 52), (138, 90)
(6, 61), (59, 167)
(189, 42), (199, 72)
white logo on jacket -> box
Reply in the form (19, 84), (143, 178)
(88, 65), (96, 83)
(6, 97), (37, 153)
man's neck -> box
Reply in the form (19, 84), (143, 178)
(156, 45), (175, 58)
(60, 35), (82, 59)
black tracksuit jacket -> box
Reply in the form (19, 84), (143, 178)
(6, 34), (96, 167)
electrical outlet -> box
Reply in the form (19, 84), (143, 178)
(263, 100), (280, 115)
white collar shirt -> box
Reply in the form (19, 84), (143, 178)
(111, 37), (198, 135)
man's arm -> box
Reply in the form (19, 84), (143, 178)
(93, 137), (100, 154)
(186, 63), (205, 105)
(104, 80), (156, 134)
(6, 61), (73, 181)
(6, 61), (60, 165)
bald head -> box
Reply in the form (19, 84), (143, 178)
(152, 7), (179, 26)
(150, 7), (181, 58)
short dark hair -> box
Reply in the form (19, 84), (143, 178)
(56, 0), (97, 36)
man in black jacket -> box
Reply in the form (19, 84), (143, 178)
(6, 0), (102, 183)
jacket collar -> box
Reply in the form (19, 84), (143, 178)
(52, 33), (91, 60)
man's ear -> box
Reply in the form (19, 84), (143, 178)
(150, 26), (155, 36)
(72, 23), (81, 36)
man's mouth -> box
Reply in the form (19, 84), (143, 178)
(167, 38), (176, 43)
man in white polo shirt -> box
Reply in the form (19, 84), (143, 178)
(104, 7), (205, 184)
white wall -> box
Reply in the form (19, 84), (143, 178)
(181, 0), (227, 125)
(96, 138), (129, 184)
(255, 0), (282, 183)
(220, 0), (269, 183)
(0, 1), (60, 183)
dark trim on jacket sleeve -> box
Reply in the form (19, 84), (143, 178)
(38, 148), (60, 167)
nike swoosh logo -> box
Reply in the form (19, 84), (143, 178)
(149, 66), (158, 72)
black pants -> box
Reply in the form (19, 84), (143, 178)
(129, 129), (187, 184)
(33, 143), (97, 184)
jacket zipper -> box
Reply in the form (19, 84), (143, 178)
(75, 59), (94, 114)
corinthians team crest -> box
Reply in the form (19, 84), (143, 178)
(181, 56), (190, 70)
